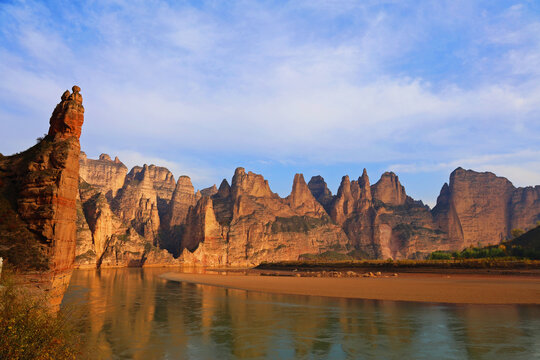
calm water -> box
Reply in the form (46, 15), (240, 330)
(62, 268), (540, 360)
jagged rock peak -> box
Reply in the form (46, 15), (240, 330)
(79, 152), (128, 199)
(358, 168), (372, 201)
(308, 175), (333, 211)
(80, 151), (87, 160)
(166, 175), (197, 228)
(175, 176), (194, 193)
(372, 171), (407, 206)
(201, 184), (218, 197)
(231, 167), (274, 198)
(359, 168), (370, 186)
(48, 85), (84, 140)
(289, 174), (308, 202)
(217, 179), (231, 198)
(288, 173), (325, 215)
(308, 175), (332, 198)
(337, 175), (352, 197)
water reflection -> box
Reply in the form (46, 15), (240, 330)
(63, 269), (540, 360)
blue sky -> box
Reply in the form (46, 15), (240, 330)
(1, 0), (539, 206)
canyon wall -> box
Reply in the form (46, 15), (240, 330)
(75, 159), (179, 269)
(0, 86), (84, 307)
(432, 167), (540, 248)
(74, 153), (540, 265)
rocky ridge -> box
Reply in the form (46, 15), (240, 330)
(74, 154), (540, 266)
(0, 86), (85, 307)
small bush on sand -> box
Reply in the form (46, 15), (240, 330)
(0, 272), (81, 360)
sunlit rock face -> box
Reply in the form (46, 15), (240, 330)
(179, 169), (350, 267)
(433, 168), (540, 248)
(79, 152), (128, 200)
(321, 170), (442, 259)
(0, 86), (84, 307)
(331, 167), (540, 259)
(74, 166), (180, 269)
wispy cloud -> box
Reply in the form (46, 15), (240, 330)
(1, 0), (539, 201)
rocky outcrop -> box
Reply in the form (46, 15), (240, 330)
(200, 185), (218, 197)
(75, 178), (180, 269)
(179, 168), (350, 266)
(329, 176), (356, 225)
(79, 152), (127, 199)
(72, 152), (540, 264)
(166, 176), (198, 228)
(287, 174), (326, 216)
(433, 168), (540, 248)
(112, 165), (163, 243)
(0, 86), (84, 307)
(307, 175), (333, 212)
(508, 186), (540, 232)
(371, 172), (407, 206)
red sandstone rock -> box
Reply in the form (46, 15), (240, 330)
(432, 167), (538, 248)
(166, 176), (198, 228)
(371, 172), (407, 206)
(79, 152), (128, 199)
(178, 168), (349, 267)
(0, 86), (84, 308)
(307, 175), (333, 212)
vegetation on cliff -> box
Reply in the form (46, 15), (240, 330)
(429, 225), (540, 260)
(0, 271), (82, 359)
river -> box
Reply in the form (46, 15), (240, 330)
(62, 268), (540, 359)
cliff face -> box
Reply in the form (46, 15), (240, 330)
(433, 168), (540, 248)
(75, 163), (180, 269)
(79, 152), (127, 199)
(0, 86), (84, 307)
(73, 149), (540, 264)
(315, 171), (443, 259)
(179, 168), (350, 267)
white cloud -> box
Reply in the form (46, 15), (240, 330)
(1, 0), (539, 193)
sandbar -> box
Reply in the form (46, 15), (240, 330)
(161, 272), (540, 305)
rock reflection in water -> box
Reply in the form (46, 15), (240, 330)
(63, 269), (540, 359)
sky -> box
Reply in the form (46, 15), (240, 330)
(1, 0), (539, 206)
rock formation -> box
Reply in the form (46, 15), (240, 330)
(0, 86), (84, 307)
(178, 168), (350, 266)
(307, 175), (333, 212)
(433, 167), (540, 248)
(200, 184), (218, 197)
(75, 162), (180, 268)
(79, 152), (128, 199)
(371, 172), (407, 206)
(74, 156), (540, 265)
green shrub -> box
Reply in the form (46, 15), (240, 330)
(429, 251), (453, 260)
(0, 273), (82, 359)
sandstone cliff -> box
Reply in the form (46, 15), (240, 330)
(178, 168), (350, 266)
(73, 151), (540, 264)
(433, 167), (540, 248)
(314, 170), (443, 259)
(79, 152), (127, 199)
(0, 86), (84, 307)
(75, 163), (180, 269)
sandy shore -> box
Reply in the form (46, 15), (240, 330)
(161, 272), (540, 304)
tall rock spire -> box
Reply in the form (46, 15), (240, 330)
(0, 85), (85, 309)
(48, 85), (85, 140)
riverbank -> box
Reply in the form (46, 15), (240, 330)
(161, 271), (540, 304)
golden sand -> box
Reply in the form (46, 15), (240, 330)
(161, 272), (540, 304)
